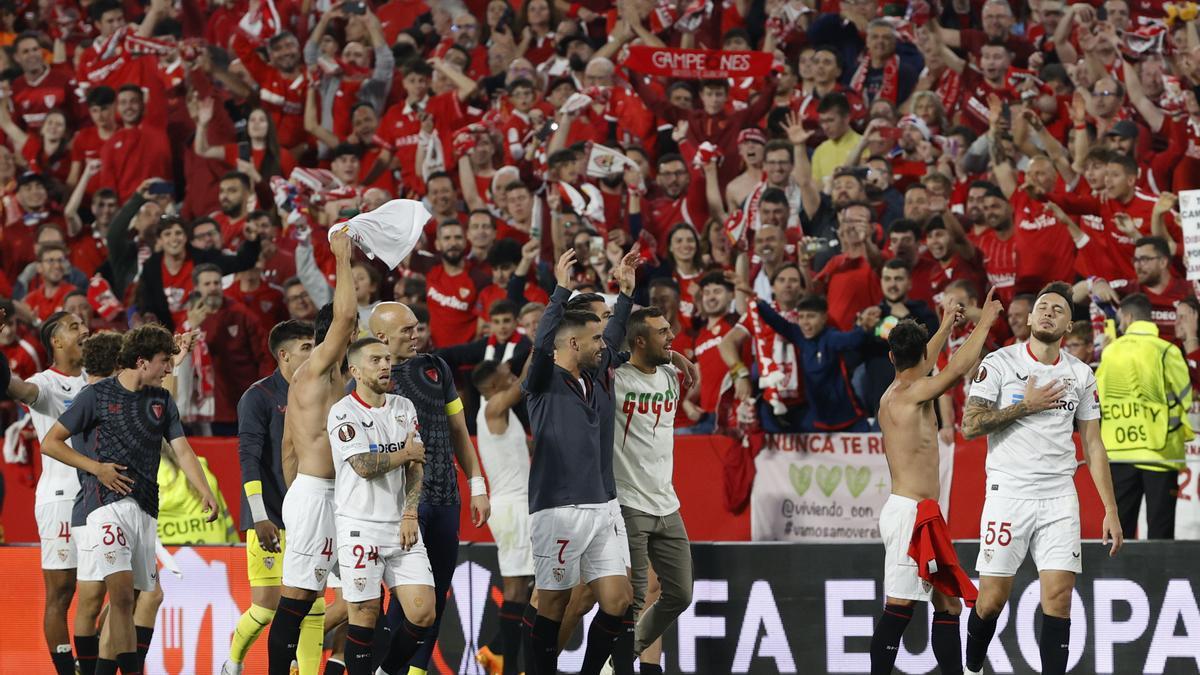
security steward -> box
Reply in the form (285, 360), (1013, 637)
(1097, 293), (1193, 539)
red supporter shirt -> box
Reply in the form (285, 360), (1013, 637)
(645, 180), (709, 248)
(693, 316), (737, 413)
(927, 252), (986, 305)
(977, 228), (1017, 304)
(955, 66), (1029, 134)
(231, 33), (308, 149)
(1126, 277), (1191, 343)
(161, 259), (195, 329)
(377, 92), (465, 195)
(426, 264), (480, 347)
(200, 301), (271, 424)
(98, 124), (173, 200)
(2, 336), (43, 380)
(225, 283), (287, 336)
(70, 125), (111, 168)
(816, 254), (883, 331)
(1010, 190), (1076, 294)
(68, 230), (108, 277)
(21, 136), (70, 186)
(23, 282), (74, 321)
(11, 65), (77, 129)
(214, 212), (248, 251)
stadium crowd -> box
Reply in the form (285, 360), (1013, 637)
(0, 0), (1198, 444)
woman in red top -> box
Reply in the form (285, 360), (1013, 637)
(649, 223), (706, 321)
(0, 105), (72, 195)
(194, 103), (297, 184)
(515, 0), (559, 66)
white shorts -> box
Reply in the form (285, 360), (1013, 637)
(879, 495), (933, 602)
(976, 494), (1082, 576)
(531, 504), (626, 591)
(85, 498), (158, 591)
(609, 498), (631, 570)
(36, 501), (77, 570)
(488, 496), (534, 578)
(337, 524), (435, 603)
(75, 525), (102, 583)
(281, 474), (337, 592)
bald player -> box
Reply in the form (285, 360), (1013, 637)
(368, 301), (491, 675)
(266, 230), (357, 675)
(870, 290), (1001, 674)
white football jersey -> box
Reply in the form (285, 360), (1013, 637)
(475, 396), (529, 501)
(968, 343), (1100, 499)
(613, 363), (681, 516)
(28, 369), (88, 505)
(329, 391), (422, 540)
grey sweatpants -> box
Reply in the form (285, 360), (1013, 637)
(621, 506), (694, 654)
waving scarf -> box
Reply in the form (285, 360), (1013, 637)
(850, 53), (900, 104)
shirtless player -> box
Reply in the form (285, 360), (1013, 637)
(266, 230), (357, 675)
(870, 288), (1002, 675)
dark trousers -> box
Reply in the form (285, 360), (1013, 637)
(1111, 463), (1178, 539)
(385, 502), (460, 667)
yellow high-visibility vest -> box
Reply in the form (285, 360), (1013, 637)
(156, 456), (237, 544)
(1097, 321), (1194, 471)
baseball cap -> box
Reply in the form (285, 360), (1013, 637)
(1105, 120), (1140, 140)
(738, 127), (767, 145)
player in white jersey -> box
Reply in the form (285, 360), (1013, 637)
(471, 359), (533, 675)
(5, 311), (90, 675)
(961, 282), (1123, 675)
(614, 307), (693, 675)
(329, 338), (434, 675)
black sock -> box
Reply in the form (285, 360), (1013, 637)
(640, 662), (664, 674)
(581, 610), (624, 675)
(116, 651), (142, 674)
(324, 658), (346, 675)
(499, 601), (526, 675)
(95, 658), (118, 675)
(931, 611), (963, 675)
(869, 603), (913, 675)
(379, 618), (429, 674)
(345, 624), (375, 675)
(75, 635), (100, 675)
(965, 609), (999, 672)
(135, 625), (154, 666)
(612, 609), (635, 675)
(522, 604), (539, 675)
(50, 646), (76, 675)
(531, 615), (562, 675)
(1040, 614), (1071, 675)
(267, 596), (317, 675)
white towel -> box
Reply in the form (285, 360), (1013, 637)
(329, 199), (431, 269)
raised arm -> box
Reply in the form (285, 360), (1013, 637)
(1122, 60), (1165, 133)
(604, 246), (640, 353)
(304, 86), (340, 149)
(305, 230), (357, 375)
(906, 290), (1002, 402)
(526, 250), (576, 393)
(193, 98), (227, 161)
(431, 57), (478, 102)
(781, 111), (821, 216)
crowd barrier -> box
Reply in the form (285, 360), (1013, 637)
(0, 542), (1198, 674)
(8, 433), (1182, 544)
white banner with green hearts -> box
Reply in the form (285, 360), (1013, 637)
(750, 433), (897, 542)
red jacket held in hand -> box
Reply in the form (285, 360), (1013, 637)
(908, 499), (978, 606)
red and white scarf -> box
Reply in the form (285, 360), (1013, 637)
(933, 67), (962, 115)
(484, 332), (521, 363)
(850, 53), (900, 104)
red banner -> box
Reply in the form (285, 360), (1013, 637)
(622, 46), (774, 80)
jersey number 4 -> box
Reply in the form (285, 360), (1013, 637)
(101, 524), (127, 547)
(984, 521), (1013, 547)
(321, 538), (335, 560)
(58, 523), (71, 542)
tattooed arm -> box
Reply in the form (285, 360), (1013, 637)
(960, 396), (1030, 440)
(961, 376), (1070, 440)
(401, 461), (424, 549)
(347, 437), (426, 480)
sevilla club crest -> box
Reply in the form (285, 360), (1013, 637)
(151, 403), (164, 419)
(425, 368), (439, 383)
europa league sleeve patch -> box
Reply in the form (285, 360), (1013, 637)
(336, 423), (357, 442)
(973, 366), (988, 384)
